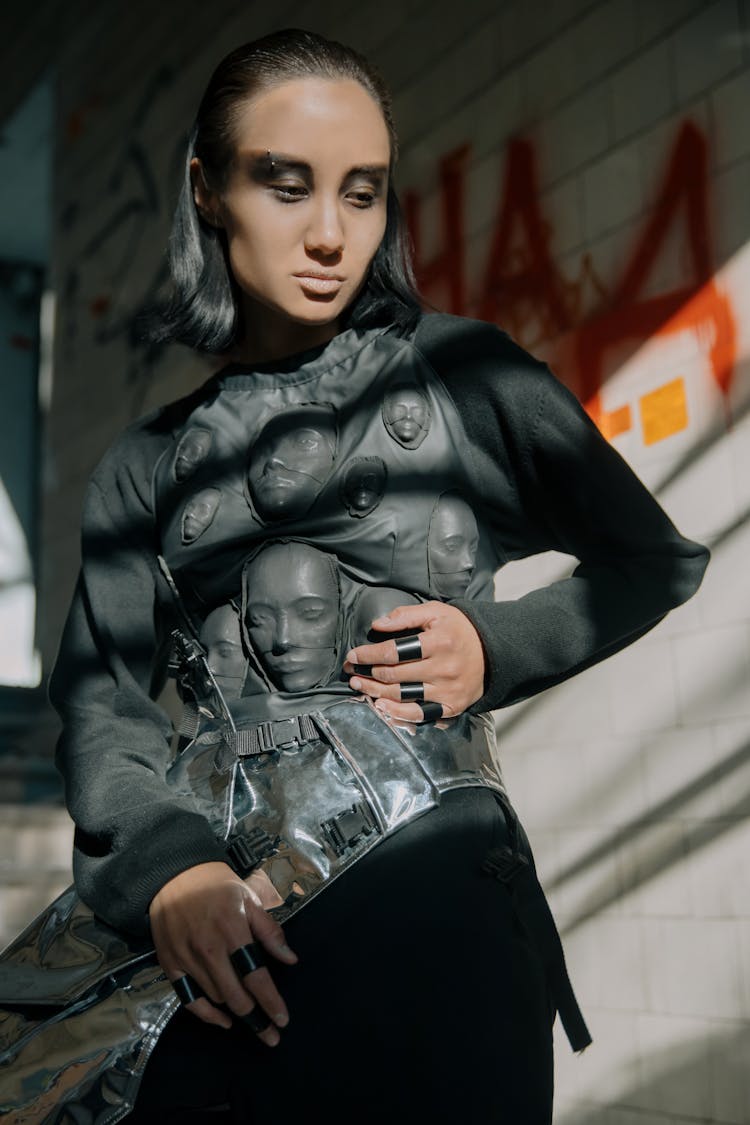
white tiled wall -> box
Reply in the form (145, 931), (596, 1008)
(33, 1), (750, 1121)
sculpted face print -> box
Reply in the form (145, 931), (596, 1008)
(427, 494), (479, 598)
(181, 488), (221, 544)
(244, 543), (339, 692)
(199, 604), (246, 699)
(341, 457), (387, 517)
(350, 586), (419, 646)
(382, 384), (430, 449)
(248, 406), (336, 521)
(173, 428), (213, 482)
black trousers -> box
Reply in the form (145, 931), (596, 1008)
(129, 788), (554, 1124)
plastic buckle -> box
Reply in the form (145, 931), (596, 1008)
(482, 845), (529, 883)
(273, 717), (303, 750)
(226, 827), (277, 876)
(321, 801), (377, 857)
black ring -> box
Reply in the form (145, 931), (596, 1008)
(419, 702), (444, 723)
(394, 635), (423, 663)
(238, 1005), (273, 1033)
(230, 942), (267, 978)
(399, 681), (425, 703)
(172, 974), (204, 1006)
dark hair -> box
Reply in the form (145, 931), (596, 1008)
(151, 28), (422, 354)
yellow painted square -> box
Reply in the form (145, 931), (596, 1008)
(600, 404), (632, 441)
(639, 377), (688, 446)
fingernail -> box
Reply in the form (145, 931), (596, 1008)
(350, 677), (361, 691)
(279, 943), (298, 961)
(275, 1012), (289, 1027)
(344, 650), (356, 663)
(375, 700), (389, 713)
(373, 614), (392, 625)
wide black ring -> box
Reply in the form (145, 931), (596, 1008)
(172, 973), (204, 1006)
(399, 681), (425, 703)
(394, 635), (423, 663)
(238, 1005), (273, 1033)
(230, 942), (267, 978)
(419, 702), (444, 723)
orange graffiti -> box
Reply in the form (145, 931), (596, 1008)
(404, 121), (738, 442)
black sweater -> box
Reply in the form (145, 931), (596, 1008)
(49, 313), (709, 935)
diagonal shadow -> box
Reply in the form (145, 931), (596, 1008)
(551, 735), (750, 936)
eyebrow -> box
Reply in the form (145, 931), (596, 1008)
(249, 150), (389, 181)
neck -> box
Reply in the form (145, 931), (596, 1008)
(230, 301), (342, 367)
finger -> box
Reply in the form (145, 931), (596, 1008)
(195, 950), (283, 1046)
(245, 893), (299, 965)
(374, 698), (450, 722)
(236, 963), (290, 1031)
(168, 971), (232, 1030)
(348, 676), (436, 704)
(344, 634), (435, 673)
(369, 602), (445, 634)
(373, 699), (425, 723)
(349, 657), (431, 686)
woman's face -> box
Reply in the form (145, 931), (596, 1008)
(195, 77), (391, 333)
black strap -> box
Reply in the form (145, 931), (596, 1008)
(486, 795), (592, 1053)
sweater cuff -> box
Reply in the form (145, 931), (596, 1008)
(449, 596), (502, 714)
(74, 808), (228, 937)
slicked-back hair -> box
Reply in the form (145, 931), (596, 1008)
(150, 28), (422, 354)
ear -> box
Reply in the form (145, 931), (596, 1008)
(190, 157), (223, 228)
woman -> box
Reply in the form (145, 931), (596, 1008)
(35, 26), (707, 1125)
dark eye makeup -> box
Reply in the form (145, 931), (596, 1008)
(245, 150), (386, 205)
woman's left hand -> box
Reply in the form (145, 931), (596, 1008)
(342, 601), (486, 722)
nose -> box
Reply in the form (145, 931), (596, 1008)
(273, 613), (292, 653)
(457, 542), (474, 571)
(304, 196), (344, 256)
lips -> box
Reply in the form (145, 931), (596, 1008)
(294, 272), (345, 295)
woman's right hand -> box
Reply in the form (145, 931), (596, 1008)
(148, 861), (298, 1046)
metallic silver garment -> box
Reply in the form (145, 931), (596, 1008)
(0, 323), (512, 1120)
(0, 699), (504, 1123)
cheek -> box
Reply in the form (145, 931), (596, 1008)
(347, 209), (388, 268)
(249, 623), (273, 650)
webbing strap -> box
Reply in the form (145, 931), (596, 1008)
(229, 714), (320, 757)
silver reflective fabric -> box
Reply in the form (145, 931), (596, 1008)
(0, 698), (504, 1123)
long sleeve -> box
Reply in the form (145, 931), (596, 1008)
(413, 314), (710, 712)
(49, 409), (226, 937)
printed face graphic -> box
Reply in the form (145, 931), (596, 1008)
(199, 604), (246, 699)
(382, 384), (430, 449)
(248, 407), (336, 520)
(244, 543), (339, 692)
(181, 488), (221, 544)
(173, 428), (213, 482)
(341, 457), (386, 517)
(427, 494), (479, 598)
(351, 586), (420, 646)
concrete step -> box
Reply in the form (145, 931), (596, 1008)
(0, 803), (73, 952)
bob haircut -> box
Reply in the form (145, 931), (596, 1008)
(151, 28), (422, 354)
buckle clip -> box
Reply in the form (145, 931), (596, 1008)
(226, 827), (277, 876)
(482, 845), (529, 883)
(321, 801), (377, 857)
(273, 717), (304, 750)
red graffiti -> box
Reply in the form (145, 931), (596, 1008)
(403, 145), (471, 317)
(404, 121), (737, 434)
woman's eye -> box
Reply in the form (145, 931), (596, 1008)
(348, 191), (376, 208)
(248, 611), (273, 627)
(273, 184), (308, 202)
